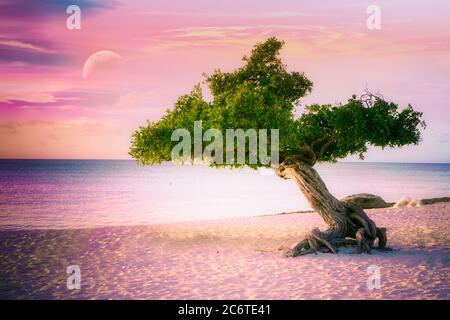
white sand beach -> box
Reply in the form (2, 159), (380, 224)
(0, 203), (449, 299)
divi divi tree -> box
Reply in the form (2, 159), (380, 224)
(130, 38), (425, 256)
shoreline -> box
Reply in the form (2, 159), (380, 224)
(1, 196), (448, 233)
(0, 203), (449, 299)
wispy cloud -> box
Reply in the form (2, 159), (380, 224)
(0, 39), (73, 65)
(135, 11), (318, 18)
(0, 92), (57, 104)
(0, 39), (56, 53)
(0, 117), (107, 136)
(168, 26), (251, 39)
(141, 24), (365, 56)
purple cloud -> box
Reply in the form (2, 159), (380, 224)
(0, 43), (72, 66)
(0, 1), (121, 65)
(0, 0), (120, 19)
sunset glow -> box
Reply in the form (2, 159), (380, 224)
(1, 0), (449, 161)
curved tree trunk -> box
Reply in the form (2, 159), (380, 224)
(277, 160), (387, 256)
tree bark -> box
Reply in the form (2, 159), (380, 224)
(277, 160), (388, 256)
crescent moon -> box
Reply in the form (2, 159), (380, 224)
(82, 50), (122, 80)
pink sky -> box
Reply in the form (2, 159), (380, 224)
(0, 0), (449, 162)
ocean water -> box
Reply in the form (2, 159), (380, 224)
(0, 160), (448, 231)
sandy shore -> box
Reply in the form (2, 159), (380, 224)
(0, 203), (449, 299)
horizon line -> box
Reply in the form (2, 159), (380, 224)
(0, 158), (449, 164)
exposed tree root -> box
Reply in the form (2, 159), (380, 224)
(284, 204), (390, 257)
(286, 226), (390, 257)
(277, 159), (390, 257)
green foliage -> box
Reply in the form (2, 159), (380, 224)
(130, 37), (425, 167)
(294, 96), (425, 162)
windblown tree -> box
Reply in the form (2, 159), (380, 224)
(130, 38), (425, 256)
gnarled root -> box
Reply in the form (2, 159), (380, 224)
(286, 206), (389, 257)
(289, 228), (338, 257)
(276, 159), (390, 257)
(287, 229), (388, 257)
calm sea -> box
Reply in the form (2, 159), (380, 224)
(0, 160), (448, 230)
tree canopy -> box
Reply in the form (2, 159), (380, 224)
(130, 37), (425, 168)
